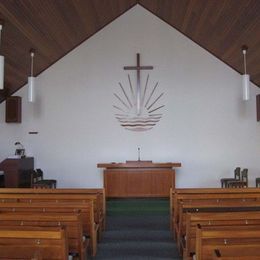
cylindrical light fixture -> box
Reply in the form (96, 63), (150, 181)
(242, 45), (250, 101)
(28, 76), (35, 102)
(28, 49), (35, 102)
(0, 23), (4, 90)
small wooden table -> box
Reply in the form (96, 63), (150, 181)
(97, 161), (181, 198)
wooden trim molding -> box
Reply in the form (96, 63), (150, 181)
(257, 94), (260, 121)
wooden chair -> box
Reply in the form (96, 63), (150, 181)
(241, 168), (248, 186)
(256, 177), (260, 187)
(227, 168), (248, 188)
(31, 169), (42, 184)
(31, 169), (57, 188)
(227, 181), (247, 188)
(220, 167), (240, 188)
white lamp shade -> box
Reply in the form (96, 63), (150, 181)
(0, 55), (4, 90)
(242, 74), (250, 101)
(28, 76), (35, 102)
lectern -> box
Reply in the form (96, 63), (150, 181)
(0, 157), (34, 187)
(97, 161), (181, 198)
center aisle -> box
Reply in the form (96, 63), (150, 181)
(91, 199), (180, 260)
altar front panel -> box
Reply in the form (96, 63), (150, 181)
(104, 168), (174, 198)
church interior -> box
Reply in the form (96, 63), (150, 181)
(0, 0), (260, 259)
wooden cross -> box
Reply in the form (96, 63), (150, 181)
(124, 53), (153, 115)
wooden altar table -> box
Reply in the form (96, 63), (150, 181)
(97, 161), (181, 198)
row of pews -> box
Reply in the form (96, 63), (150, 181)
(0, 187), (106, 259)
(170, 187), (260, 260)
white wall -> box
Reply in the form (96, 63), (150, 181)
(1, 5), (260, 188)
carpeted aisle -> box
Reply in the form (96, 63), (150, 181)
(91, 198), (181, 260)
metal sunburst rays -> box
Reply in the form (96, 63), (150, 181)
(114, 73), (165, 131)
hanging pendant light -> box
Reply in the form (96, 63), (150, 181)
(0, 23), (4, 90)
(28, 49), (35, 102)
(242, 45), (250, 101)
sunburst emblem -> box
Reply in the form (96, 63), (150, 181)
(113, 53), (165, 132)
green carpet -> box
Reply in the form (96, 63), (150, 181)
(91, 198), (180, 259)
(107, 198), (169, 216)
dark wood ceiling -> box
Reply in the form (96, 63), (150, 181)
(0, 0), (260, 102)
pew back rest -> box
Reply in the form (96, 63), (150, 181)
(196, 225), (260, 260)
(175, 199), (260, 253)
(185, 211), (260, 258)
(0, 226), (68, 259)
(0, 188), (105, 229)
(0, 187), (105, 212)
(0, 212), (85, 258)
(213, 247), (260, 260)
(0, 201), (94, 234)
(178, 200), (260, 234)
(171, 188), (260, 233)
(0, 193), (98, 215)
(171, 188), (260, 222)
(0, 200), (98, 256)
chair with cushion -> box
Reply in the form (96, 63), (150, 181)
(31, 169), (57, 189)
(220, 167), (241, 188)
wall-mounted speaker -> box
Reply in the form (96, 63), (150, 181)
(257, 95), (260, 122)
(5, 96), (22, 123)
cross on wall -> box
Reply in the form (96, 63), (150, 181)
(124, 53), (153, 115)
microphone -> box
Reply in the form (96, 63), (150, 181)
(138, 147), (141, 161)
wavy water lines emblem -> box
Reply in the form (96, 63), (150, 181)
(113, 69), (165, 131)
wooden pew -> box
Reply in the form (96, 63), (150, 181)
(0, 190), (105, 242)
(213, 248), (260, 260)
(195, 224), (260, 260)
(0, 226), (68, 259)
(0, 201), (98, 256)
(171, 187), (260, 236)
(0, 188), (106, 231)
(176, 200), (260, 253)
(185, 211), (260, 259)
(0, 212), (87, 259)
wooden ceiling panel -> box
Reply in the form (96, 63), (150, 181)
(0, 0), (137, 101)
(0, 0), (260, 102)
(139, 0), (260, 87)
